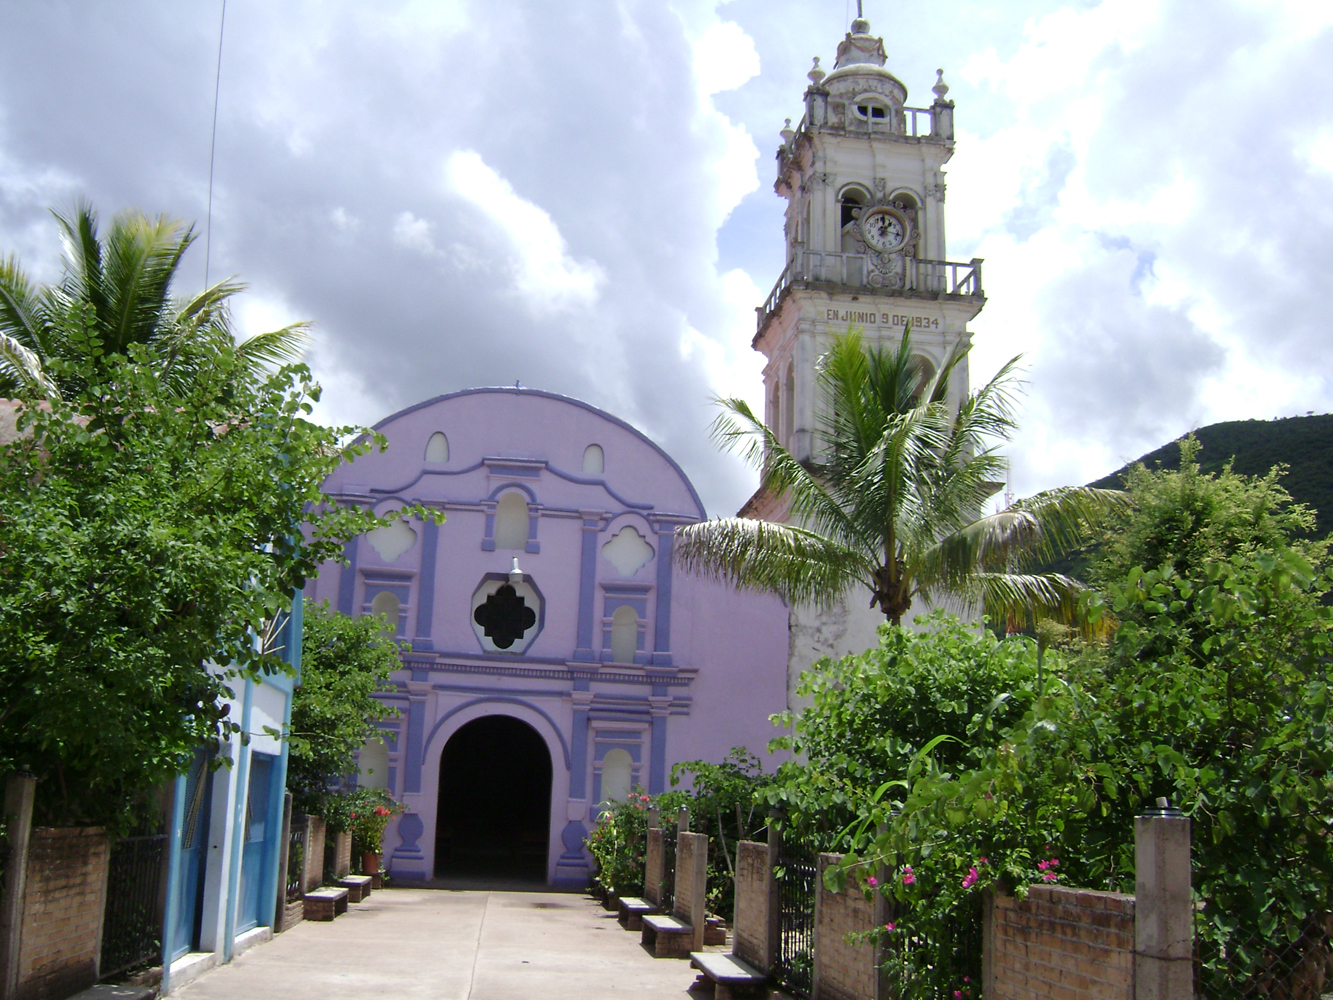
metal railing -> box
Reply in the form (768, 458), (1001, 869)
(1196, 912), (1333, 999)
(775, 844), (816, 999)
(659, 826), (677, 914)
(758, 251), (983, 330)
(100, 833), (167, 979)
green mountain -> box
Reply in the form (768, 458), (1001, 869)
(1086, 414), (1333, 539)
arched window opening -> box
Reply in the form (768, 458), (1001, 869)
(610, 605), (638, 664)
(855, 102), (888, 121)
(370, 591), (401, 629)
(358, 736), (389, 789)
(583, 444), (604, 475)
(424, 431), (449, 463)
(600, 749), (633, 807)
(910, 355), (938, 402)
(494, 492), (529, 550)
(840, 187), (868, 230)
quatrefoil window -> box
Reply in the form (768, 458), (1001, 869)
(472, 584), (537, 649)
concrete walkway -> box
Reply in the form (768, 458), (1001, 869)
(172, 889), (704, 1000)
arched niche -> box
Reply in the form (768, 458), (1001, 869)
(599, 748), (633, 807)
(582, 444), (604, 475)
(358, 736), (390, 790)
(609, 605), (639, 664)
(424, 431), (449, 463)
(371, 590), (401, 625)
(493, 492), (529, 551)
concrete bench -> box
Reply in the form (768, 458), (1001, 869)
(303, 886), (349, 921)
(690, 952), (769, 1000)
(336, 873), (373, 902)
(641, 913), (694, 958)
(618, 896), (658, 931)
(68, 987), (155, 1000)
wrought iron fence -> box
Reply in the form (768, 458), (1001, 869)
(100, 833), (167, 979)
(286, 821), (306, 902)
(1196, 914), (1333, 999)
(880, 892), (984, 1000)
(775, 844), (816, 999)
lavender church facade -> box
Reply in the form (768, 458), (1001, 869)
(310, 387), (789, 886)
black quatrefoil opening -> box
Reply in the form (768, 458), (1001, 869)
(473, 584), (537, 649)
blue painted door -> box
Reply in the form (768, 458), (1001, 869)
(171, 751), (213, 961)
(237, 753), (274, 933)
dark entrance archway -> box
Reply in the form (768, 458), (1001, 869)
(434, 714), (552, 881)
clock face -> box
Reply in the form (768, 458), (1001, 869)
(861, 209), (907, 252)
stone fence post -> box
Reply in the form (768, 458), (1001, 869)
(732, 840), (779, 974)
(1135, 799), (1193, 999)
(644, 828), (664, 908)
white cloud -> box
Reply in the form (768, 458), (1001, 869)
(392, 210), (435, 254)
(444, 149), (604, 316)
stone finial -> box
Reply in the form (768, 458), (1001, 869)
(807, 56), (825, 85)
(850, 17), (870, 34)
(933, 68), (950, 101)
(780, 118), (795, 143)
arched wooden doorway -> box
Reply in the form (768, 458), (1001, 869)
(434, 715), (552, 880)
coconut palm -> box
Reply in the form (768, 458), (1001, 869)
(675, 328), (1127, 627)
(0, 202), (307, 399)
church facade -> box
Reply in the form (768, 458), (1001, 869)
(310, 388), (789, 886)
(311, 13), (984, 889)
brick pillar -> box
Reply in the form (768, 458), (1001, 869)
(274, 794), (293, 932)
(675, 832), (709, 953)
(644, 828), (664, 907)
(0, 773), (36, 1000)
(733, 840), (779, 974)
(303, 816), (325, 891)
(1135, 800), (1193, 1000)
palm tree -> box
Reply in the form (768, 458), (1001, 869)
(675, 328), (1127, 628)
(0, 202), (307, 399)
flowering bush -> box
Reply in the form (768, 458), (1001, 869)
(321, 787), (404, 858)
(585, 789), (654, 899)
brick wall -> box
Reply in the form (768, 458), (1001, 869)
(280, 896), (304, 932)
(674, 832), (698, 923)
(15, 827), (109, 1000)
(333, 831), (352, 879)
(814, 854), (877, 1000)
(988, 886), (1135, 1000)
(733, 840), (772, 971)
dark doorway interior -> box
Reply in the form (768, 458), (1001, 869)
(434, 715), (552, 881)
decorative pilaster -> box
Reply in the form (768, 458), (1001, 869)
(573, 513), (602, 661)
(652, 525), (674, 666)
(412, 515), (439, 651)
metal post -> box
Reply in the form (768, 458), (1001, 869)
(1135, 798), (1193, 999)
(676, 806), (690, 835)
(0, 771), (36, 1000)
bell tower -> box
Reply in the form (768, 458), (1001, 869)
(750, 12), (985, 485)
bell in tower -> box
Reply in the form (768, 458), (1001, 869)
(751, 10), (984, 470)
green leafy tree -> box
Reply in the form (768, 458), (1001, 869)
(0, 202), (305, 398)
(287, 603), (406, 815)
(0, 208), (420, 829)
(809, 447), (1333, 997)
(675, 328), (1125, 626)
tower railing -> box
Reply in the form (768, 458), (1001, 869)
(757, 250), (983, 331)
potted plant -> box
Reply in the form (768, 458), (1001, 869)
(348, 789), (402, 886)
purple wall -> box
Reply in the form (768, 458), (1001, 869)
(311, 387), (789, 886)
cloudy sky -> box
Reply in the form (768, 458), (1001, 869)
(2, 0), (1331, 516)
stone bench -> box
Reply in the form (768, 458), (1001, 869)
(641, 913), (694, 958)
(303, 886), (349, 921)
(618, 896), (658, 931)
(704, 914), (727, 946)
(690, 952), (769, 1000)
(336, 873), (373, 903)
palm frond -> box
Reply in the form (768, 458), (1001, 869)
(674, 517), (870, 610)
(0, 332), (59, 398)
(965, 571), (1088, 629)
(235, 323), (311, 370)
(709, 396), (863, 549)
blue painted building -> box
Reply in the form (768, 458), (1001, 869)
(158, 598), (303, 994)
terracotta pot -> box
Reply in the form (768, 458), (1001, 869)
(362, 850), (381, 876)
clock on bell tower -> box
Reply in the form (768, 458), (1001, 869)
(749, 11), (986, 487)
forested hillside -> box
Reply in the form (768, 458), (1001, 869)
(1088, 414), (1333, 538)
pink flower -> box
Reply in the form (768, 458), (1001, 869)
(954, 992), (962, 999)
(978, 857), (988, 865)
(1041, 871), (1059, 882)
(961, 867), (978, 889)
(884, 922), (895, 932)
(867, 876), (878, 886)
(1037, 860), (1049, 871)
(902, 865), (915, 886)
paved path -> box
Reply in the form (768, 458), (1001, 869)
(173, 889), (704, 1000)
